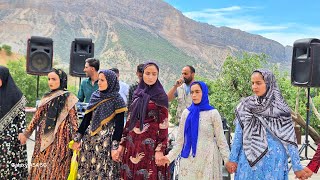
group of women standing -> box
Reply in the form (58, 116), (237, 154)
(1, 62), (320, 180)
(1, 62), (170, 180)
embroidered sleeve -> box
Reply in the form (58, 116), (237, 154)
(229, 121), (243, 163)
(155, 106), (168, 153)
(212, 110), (230, 163)
(166, 109), (188, 163)
(287, 144), (303, 171)
(23, 105), (44, 138)
(16, 110), (26, 134)
(68, 107), (79, 139)
(307, 143), (320, 173)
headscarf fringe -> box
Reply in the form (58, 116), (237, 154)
(0, 96), (27, 133)
(90, 107), (128, 136)
(85, 98), (112, 114)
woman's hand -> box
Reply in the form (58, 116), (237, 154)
(111, 150), (120, 162)
(72, 141), (81, 151)
(155, 151), (164, 165)
(294, 169), (308, 180)
(303, 167), (313, 178)
(225, 161), (238, 174)
(117, 145), (124, 160)
(18, 133), (27, 145)
(157, 156), (170, 166)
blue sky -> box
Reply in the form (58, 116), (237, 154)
(164, 0), (320, 46)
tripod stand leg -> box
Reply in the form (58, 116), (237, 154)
(298, 87), (316, 160)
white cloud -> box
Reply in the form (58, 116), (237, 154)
(202, 6), (242, 13)
(261, 32), (320, 46)
(183, 6), (287, 32)
(182, 6), (320, 46)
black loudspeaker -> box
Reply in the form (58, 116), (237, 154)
(69, 38), (94, 77)
(26, 36), (53, 75)
(291, 38), (320, 87)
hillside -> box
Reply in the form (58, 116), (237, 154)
(0, 0), (292, 89)
(0, 49), (23, 65)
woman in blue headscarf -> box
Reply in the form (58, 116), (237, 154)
(160, 81), (230, 180)
(72, 69), (127, 179)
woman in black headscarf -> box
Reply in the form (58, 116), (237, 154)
(18, 68), (79, 180)
(0, 66), (28, 179)
(119, 62), (169, 180)
(72, 69), (127, 179)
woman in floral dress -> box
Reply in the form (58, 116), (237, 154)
(119, 62), (169, 180)
(0, 66), (28, 179)
(72, 69), (127, 179)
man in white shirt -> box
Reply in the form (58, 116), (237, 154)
(167, 65), (195, 123)
(110, 68), (129, 105)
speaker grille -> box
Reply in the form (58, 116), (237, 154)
(26, 36), (53, 75)
(69, 39), (94, 77)
(30, 52), (51, 71)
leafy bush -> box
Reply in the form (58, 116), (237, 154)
(2, 44), (12, 55)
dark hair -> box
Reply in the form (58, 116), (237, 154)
(109, 68), (119, 74)
(50, 68), (68, 89)
(137, 64), (144, 73)
(85, 58), (100, 71)
(186, 65), (195, 73)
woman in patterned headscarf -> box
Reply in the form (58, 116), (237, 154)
(119, 62), (169, 180)
(0, 66), (28, 179)
(18, 68), (79, 180)
(72, 69), (127, 179)
(226, 69), (307, 180)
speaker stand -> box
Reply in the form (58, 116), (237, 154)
(289, 87), (316, 171)
(36, 75), (40, 100)
(298, 87), (316, 160)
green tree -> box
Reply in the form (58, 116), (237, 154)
(207, 53), (268, 128)
(2, 44), (12, 56)
(7, 58), (49, 107)
(169, 53), (268, 126)
(169, 99), (178, 125)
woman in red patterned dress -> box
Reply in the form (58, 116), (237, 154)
(119, 62), (169, 180)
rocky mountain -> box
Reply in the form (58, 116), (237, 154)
(0, 0), (292, 89)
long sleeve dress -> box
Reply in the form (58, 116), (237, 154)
(166, 109), (230, 180)
(76, 111), (125, 179)
(120, 101), (169, 180)
(229, 122), (303, 180)
(307, 143), (320, 173)
(23, 95), (78, 180)
(0, 110), (28, 179)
